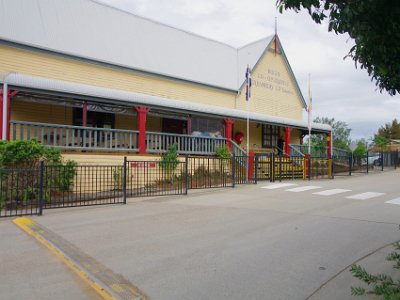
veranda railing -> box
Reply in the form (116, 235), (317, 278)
(10, 121), (139, 152)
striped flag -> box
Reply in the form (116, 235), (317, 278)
(245, 66), (252, 101)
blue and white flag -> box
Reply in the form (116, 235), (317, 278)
(245, 66), (252, 101)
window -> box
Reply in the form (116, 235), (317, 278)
(73, 108), (115, 128)
(190, 116), (224, 137)
(261, 125), (279, 148)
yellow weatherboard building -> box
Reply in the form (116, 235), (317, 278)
(0, 0), (331, 163)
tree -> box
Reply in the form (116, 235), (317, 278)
(353, 139), (367, 157)
(375, 118), (400, 140)
(374, 135), (388, 150)
(277, 0), (400, 95)
(310, 117), (351, 152)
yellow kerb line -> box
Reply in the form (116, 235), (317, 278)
(13, 217), (132, 300)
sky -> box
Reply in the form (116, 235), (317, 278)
(97, 0), (399, 141)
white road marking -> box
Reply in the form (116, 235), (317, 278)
(385, 198), (400, 205)
(346, 192), (385, 200)
(286, 186), (322, 192)
(261, 183), (297, 189)
(313, 189), (352, 196)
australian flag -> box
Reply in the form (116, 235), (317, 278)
(245, 65), (252, 101)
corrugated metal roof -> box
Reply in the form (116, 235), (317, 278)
(0, 0), (275, 91)
(3, 73), (331, 132)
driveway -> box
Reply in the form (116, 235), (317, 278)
(1, 169), (399, 299)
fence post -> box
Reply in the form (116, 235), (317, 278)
(366, 151), (369, 173)
(123, 156), (127, 204)
(254, 155), (258, 184)
(232, 153), (236, 188)
(269, 152), (274, 182)
(331, 157), (335, 179)
(308, 155), (311, 181)
(381, 151), (384, 171)
(279, 155), (282, 182)
(185, 154), (189, 194)
(248, 152), (254, 183)
(349, 155), (352, 176)
(39, 161), (44, 215)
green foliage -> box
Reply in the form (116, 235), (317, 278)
(353, 140), (367, 157)
(375, 119), (400, 141)
(374, 135), (388, 149)
(0, 139), (61, 168)
(350, 237), (400, 299)
(310, 117), (351, 152)
(215, 146), (231, 159)
(0, 140), (77, 209)
(277, 0), (400, 95)
(160, 144), (179, 182)
(58, 160), (77, 191)
(112, 166), (123, 191)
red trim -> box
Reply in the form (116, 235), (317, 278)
(0, 89), (3, 140)
(248, 151), (255, 180)
(82, 101), (87, 127)
(304, 154), (310, 178)
(224, 118), (234, 150)
(136, 106), (150, 155)
(284, 127), (292, 156)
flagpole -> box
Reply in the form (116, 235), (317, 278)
(308, 73), (312, 155)
(246, 97), (249, 182)
(245, 65), (251, 182)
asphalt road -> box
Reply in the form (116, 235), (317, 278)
(1, 169), (399, 299)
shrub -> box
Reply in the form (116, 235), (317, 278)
(350, 234), (400, 299)
(215, 145), (231, 159)
(159, 144), (179, 181)
(0, 140), (77, 209)
(0, 139), (62, 168)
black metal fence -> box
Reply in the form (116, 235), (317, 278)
(126, 159), (187, 196)
(308, 157), (332, 180)
(187, 156), (233, 188)
(333, 155), (351, 176)
(333, 151), (399, 177)
(0, 168), (41, 217)
(1, 151), (397, 218)
(44, 164), (125, 209)
(0, 163), (125, 218)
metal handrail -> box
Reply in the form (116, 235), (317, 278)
(289, 144), (305, 157)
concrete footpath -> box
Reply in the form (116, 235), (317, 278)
(0, 220), (102, 300)
(309, 243), (398, 300)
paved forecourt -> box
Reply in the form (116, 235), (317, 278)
(1, 169), (399, 300)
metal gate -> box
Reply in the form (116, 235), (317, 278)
(254, 153), (305, 182)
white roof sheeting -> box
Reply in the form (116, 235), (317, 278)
(0, 0), (270, 91)
(3, 73), (331, 132)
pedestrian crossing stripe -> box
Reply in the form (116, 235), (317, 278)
(286, 186), (322, 192)
(346, 192), (385, 200)
(261, 183), (297, 189)
(313, 189), (352, 196)
(385, 198), (400, 205)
